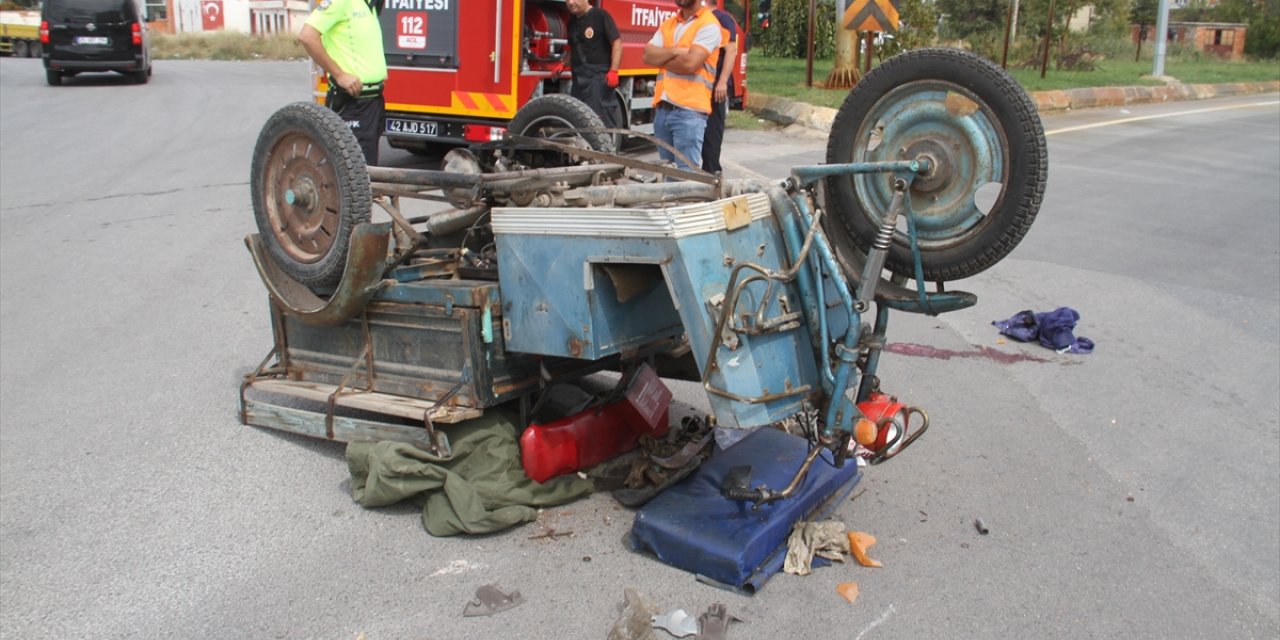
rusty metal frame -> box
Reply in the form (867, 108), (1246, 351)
(324, 310), (377, 440)
(244, 223), (394, 327)
(506, 134), (718, 188)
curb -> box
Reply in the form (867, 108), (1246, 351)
(746, 80), (1280, 133)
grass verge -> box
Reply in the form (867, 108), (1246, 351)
(152, 32), (305, 61)
(746, 51), (1280, 109)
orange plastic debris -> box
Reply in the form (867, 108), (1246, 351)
(836, 582), (860, 604)
(848, 531), (883, 568)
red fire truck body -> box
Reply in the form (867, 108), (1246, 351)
(313, 0), (748, 153)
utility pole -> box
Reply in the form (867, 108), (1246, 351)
(1002, 0), (1014, 68)
(1011, 0), (1020, 40)
(806, 0), (817, 87)
(1039, 0), (1056, 78)
(1152, 0), (1170, 77)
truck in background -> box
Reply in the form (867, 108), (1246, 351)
(312, 0), (749, 155)
(0, 10), (41, 57)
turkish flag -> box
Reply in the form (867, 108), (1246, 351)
(201, 0), (224, 31)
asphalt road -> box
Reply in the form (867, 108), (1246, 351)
(1, 58), (1277, 640)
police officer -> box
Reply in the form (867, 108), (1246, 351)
(565, 0), (622, 130)
(298, 0), (387, 166)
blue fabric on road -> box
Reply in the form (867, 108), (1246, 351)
(993, 307), (1094, 354)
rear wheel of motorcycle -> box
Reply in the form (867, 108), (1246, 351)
(509, 94), (616, 154)
(251, 101), (371, 289)
(824, 47), (1048, 282)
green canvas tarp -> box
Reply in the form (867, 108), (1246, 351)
(347, 409), (593, 536)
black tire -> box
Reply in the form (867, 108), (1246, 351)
(30, 41), (41, 57)
(824, 47), (1047, 282)
(14, 40), (28, 57)
(508, 93), (615, 154)
(133, 69), (148, 84)
(45, 69), (61, 86)
(250, 101), (371, 289)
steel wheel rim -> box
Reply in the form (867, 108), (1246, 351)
(263, 131), (342, 264)
(851, 79), (1009, 251)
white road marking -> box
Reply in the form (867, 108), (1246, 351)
(430, 559), (486, 576)
(854, 603), (897, 640)
(1044, 100), (1280, 136)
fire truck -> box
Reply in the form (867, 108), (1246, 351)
(312, 0), (749, 155)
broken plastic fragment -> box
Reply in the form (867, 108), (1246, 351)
(651, 608), (699, 638)
(607, 589), (657, 640)
(836, 582), (860, 604)
(696, 603), (739, 640)
(462, 583), (525, 617)
(848, 531), (884, 568)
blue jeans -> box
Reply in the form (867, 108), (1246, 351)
(653, 103), (708, 172)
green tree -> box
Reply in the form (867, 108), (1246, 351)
(936, 0), (1006, 40)
(1239, 0), (1280, 58)
(1130, 0), (1158, 26)
(894, 0), (941, 49)
(760, 0), (837, 58)
(1087, 0), (1134, 37)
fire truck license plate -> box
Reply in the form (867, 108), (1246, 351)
(386, 118), (438, 137)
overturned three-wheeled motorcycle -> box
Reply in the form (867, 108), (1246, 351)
(239, 49), (1047, 591)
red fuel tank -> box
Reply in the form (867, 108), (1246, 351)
(520, 364), (671, 483)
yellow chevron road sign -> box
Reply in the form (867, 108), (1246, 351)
(843, 0), (900, 32)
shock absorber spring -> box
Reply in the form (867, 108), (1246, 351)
(872, 210), (897, 250)
(855, 179), (909, 310)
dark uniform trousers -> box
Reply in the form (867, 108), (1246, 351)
(326, 80), (386, 166)
(570, 64), (620, 130)
(702, 75), (734, 175)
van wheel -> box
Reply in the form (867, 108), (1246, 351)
(133, 69), (148, 84)
(46, 69), (62, 86)
(508, 94), (615, 154)
(251, 102), (372, 289)
(823, 48), (1048, 281)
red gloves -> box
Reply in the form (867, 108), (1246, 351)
(549, 62), (566, 80)
(606, 70), (619, 88)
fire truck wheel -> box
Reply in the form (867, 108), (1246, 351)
(824, 47), (1047, 282)
(251, 101), (372, 289)
(508, 94), (615, 154)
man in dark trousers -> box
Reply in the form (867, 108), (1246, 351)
(565, 0), (623, 130)
(702, 1), (738, 174)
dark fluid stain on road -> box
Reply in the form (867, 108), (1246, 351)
(886, 342), (1059, 364)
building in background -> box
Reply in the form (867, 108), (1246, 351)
(1132, 21), (1248, 60)
(152, 0), (309, 34)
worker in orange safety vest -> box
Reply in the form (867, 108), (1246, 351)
(642, 0), (723, 172)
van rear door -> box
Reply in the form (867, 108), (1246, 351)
(44, 0), (139, 62)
